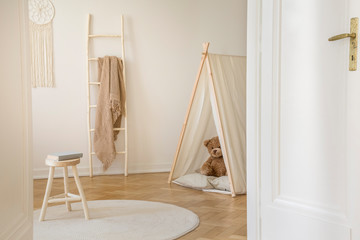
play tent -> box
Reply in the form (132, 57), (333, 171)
(168, 43), (246, 197)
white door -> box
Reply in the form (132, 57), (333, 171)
(0, 0), (33, 239)
(257, 0), (360, 239)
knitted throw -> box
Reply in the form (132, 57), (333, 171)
(94, 56), (126, 170)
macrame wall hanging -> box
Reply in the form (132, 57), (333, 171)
(28, 0), (55, 88)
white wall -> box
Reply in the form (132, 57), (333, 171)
(32, 0), (247, 178)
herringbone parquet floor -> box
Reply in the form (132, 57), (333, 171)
(33, 172), (247, 240)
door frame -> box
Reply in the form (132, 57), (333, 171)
(0, 0), (33, 239)
(17, 0), (33, 238)
(246, 0), (262, 239)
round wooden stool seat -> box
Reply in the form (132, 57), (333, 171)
(39, 157), (89, 221)
(45, 158), (80, 167)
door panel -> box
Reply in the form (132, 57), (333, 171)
(260, 0), (356, 239)
(263, 207), (350, 240)
(279, 0), (347, 211)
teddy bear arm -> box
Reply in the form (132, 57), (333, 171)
(212, 158), (227, 177)
(200, 158), (214, 176)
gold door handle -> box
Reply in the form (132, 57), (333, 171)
(328, 17), (358, 71)
(328, 33), (356, 41)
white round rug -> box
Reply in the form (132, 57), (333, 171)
(34, 200), (199, 240)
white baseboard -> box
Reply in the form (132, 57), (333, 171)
(33, 162), (172, 179)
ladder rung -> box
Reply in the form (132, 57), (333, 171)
(91, 151), (126, 155)
(88, 34), (122, 38)
(89, 105), (97, 108)
(90, 128), (125, 132)
(89, 82), (101, 85)
(88, 58), (98, 61)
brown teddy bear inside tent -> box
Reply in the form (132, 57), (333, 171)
(200, 136), (227, 177)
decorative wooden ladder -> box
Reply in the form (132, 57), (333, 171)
(86, 14), (128, 177)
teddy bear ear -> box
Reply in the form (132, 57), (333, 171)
(204, 139), (211, 147)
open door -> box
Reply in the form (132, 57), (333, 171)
(250, 0), (360, 239)
(0, 0), (33, 239)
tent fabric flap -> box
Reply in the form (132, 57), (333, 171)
(172, 53), (246, 195)
(208, 54), (246, 194)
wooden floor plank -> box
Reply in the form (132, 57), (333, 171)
(34, 172), (247, 239)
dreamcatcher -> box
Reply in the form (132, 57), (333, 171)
(28, 0), (55, 88)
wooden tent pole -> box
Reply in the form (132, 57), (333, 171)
(168, 42), (210, 183)
(205, 56), (237, 197)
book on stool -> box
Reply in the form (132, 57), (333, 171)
(46, 151), (83, 161)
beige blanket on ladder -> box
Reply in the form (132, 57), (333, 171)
(94, 56), (126, 170)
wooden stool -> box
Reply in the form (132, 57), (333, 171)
(39, 158), (89, 221)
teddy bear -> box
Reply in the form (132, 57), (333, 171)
(200, 136), (227, 177)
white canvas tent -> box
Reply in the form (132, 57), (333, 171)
(168, 43), (246, 197)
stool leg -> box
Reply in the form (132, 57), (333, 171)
(72, 166), (89, 220)
(63, 166), (72, 211)
(39, 166), (55, 221)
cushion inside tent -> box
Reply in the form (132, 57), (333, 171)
(172, 173), (231, 194)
